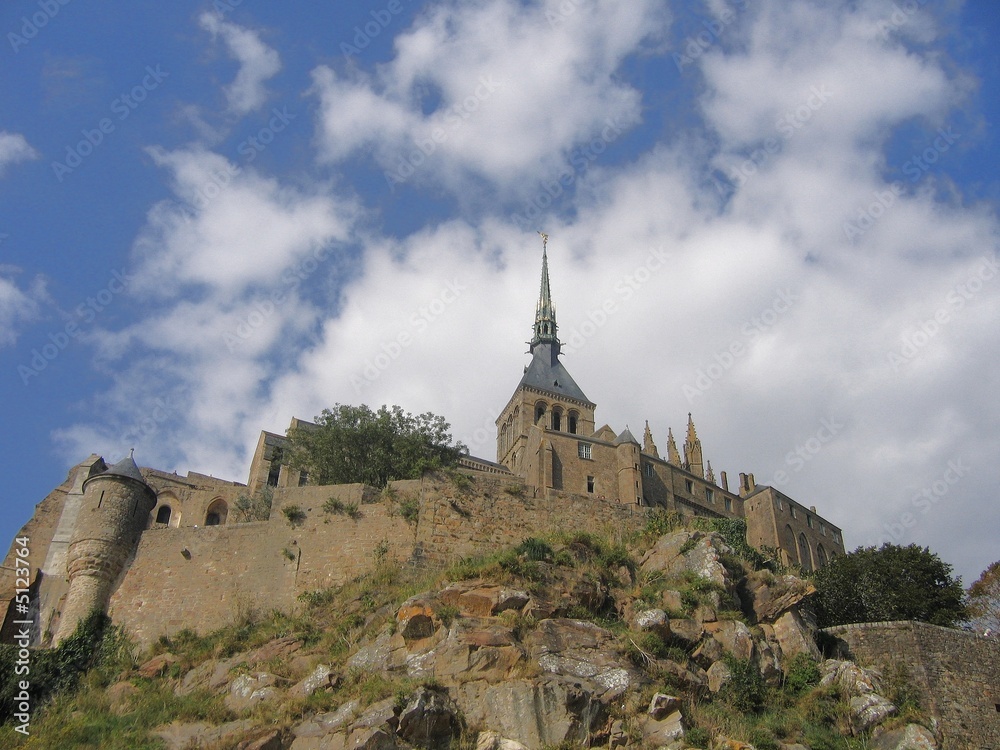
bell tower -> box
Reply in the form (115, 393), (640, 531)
(496, 235), (596, 474)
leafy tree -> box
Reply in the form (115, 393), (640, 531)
(967, 560), (1000, 635)
(813, 543), (967, 628)
(233, 485), (273, 522)
(286, 404), (466, 488)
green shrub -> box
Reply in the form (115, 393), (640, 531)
(720, 656), (767, 713)
(784, 653), (821, 694)
(503, 483), (525, 497)
(399, 497), (420, 524)
(515, 537), (554, 562)
(685, 727), (710, 748)
(282, 504), (307, 526)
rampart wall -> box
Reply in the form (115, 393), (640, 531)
(823, 620), (1000, 749)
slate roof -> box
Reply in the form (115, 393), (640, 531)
(518, 342), (593, 405)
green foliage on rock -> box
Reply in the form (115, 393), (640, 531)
(233, 484), (273, 522)
(286, 404), (466, 488)
(813, 543), (967, 628)
(967, 560), (1000, 634)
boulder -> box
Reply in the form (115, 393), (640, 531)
(348, 726), (397, 750)
(454, 679), (604, 748)
(155, 720), (255, 750)
(398, 598), (439, 640)
(739, 572), (817, 623)
(710, 619), (755, 661)
(138, 653), (178, 679)
(475, 731), (529, 750)
(106, 681), (139, 716)
(771, 607), (820, 661)
(347, 629), (395, 671)
(707, 660), (732, 693)
(647, 693), (682, 720)
(397, 687), (463, 748)
(668, 618), (704, 647)
(632, 608), (670, 638)
(290, 663), (338, 697)
(291, 699), (360, 740)
(640, 709), (685, 745)
(640, 531), (734, 592)
(872, 723), (938, 749)
(691, 635), (724, 668)
(441, 584), (530, 617)
(850, 693), (897, 733)
(236, 729), (285, 750)
(225, 672), (279, 712)
(820, 659), (885, 696)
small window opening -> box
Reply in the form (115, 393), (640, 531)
(685, 479), (693, 493)
(267, 463), (281, 487)
(205, 513), (221, 526)
(568, 415), (577, 434)
(578, 442), (591, 459)
(725, 497), (733, 512)
(535, 405), (545, 424)
(552, 411), (561, 431)
(156, 506), (172, 524)
(298, 471), (309, 487)
(587, 476), (595, 493)
(98, 490), (105, 509)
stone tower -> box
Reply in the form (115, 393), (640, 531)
(496, 236), (596, 472)
(54, 453), (156, 643)
(614, 427), (642, 505)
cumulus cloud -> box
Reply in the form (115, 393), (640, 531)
(0, 131), (38, 175)
(312, 0), (669, 192)
(199, 12), (282, 115)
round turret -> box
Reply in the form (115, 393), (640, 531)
(54, 453), (156, 643)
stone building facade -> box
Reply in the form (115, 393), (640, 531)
(1, 242), (845, 646)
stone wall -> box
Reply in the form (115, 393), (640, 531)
(823, 620), (1000, 749)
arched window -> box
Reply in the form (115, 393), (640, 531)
(798, 533), (813, 572)
(816, 544), (828, 567)
(568, 411), (578, 434)
(205, 498), (228, 526)
(552, 407), (562, 431)
(535, 402), (546, 424)
(155, 505), (172, 525)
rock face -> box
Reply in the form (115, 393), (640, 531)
(141, 528), (937, 750)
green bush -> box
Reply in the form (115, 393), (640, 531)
(784, 653), (821, 694)
(515, 537), (554, 562)
(398, 497), (420, 524)
(282, 504), (307, 526)
(720, 656), (767, 713)
(684, 727), (710, 748)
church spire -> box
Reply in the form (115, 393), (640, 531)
(683, 413), (705, 478)
(642, 420), (659, 458)
(666, 427), (681, 466)
(530, 232), (560, 354)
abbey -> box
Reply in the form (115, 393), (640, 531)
(0, 242), (842, 647)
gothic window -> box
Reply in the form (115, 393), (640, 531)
(644, 463), (653, 477)
(724, 497), (732, 512)
(578, 442), (591, 459)
(807, 514), (814, 529)
(155, 505), (172, 524)
(798, 533), (812, 572)
(816, 544), (828, 567)
(706, 488), (714, 503)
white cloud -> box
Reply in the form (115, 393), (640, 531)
(0, 269), (45, 348)
(0, 131), (38, 175)
(312, 0), (669, 192)
(199, 12), (282, 115)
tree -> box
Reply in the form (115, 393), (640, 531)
(285, 404), (466, 488)
(813, 543), (967, 628)
(967, 561), (1000, 635)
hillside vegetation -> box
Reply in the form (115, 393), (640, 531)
(0, 511), (938, 750)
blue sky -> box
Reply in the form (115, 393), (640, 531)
(1, 0), (997, 585)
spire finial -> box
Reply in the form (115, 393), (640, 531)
(529, 232), (559, 353)
(129, 447), (135, 459)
